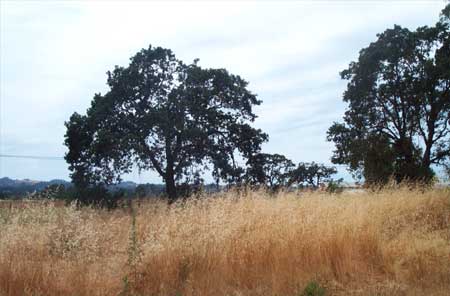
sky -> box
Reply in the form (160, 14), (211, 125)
(0, 1), (446, 183)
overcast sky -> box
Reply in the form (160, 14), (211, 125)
(0, 1), (446, 183)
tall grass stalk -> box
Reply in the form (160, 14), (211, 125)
(127, 200), (142, 287)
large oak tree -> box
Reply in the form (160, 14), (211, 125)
(65, 46), (267, 201)
(327, 5), (450, 183)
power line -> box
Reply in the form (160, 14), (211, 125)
(0, 154), (64, 160)
(0, 154), (349, 167)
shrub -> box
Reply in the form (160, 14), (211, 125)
(300, 281), (326, 296)
(326, 178), (344, 194)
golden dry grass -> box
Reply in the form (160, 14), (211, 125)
(0, 187), (449, 295)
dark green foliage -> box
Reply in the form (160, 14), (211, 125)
(28, 184), (72, 200)
(243, 154), (339, 191)
(134, 184), (165, 198)
(72, 186), (123, 209)
(242, 154), (339, 191)
(300, 281), (326, 296)
(327, 5), (450, 184)
(245, 153), (295, 191)
(289, 162), (337, 188)
(64, 45), (267, 202)
(22, 182), (122, 208)
(326, 178), (344, 194)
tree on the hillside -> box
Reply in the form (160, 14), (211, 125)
(245, 153), (295, 190)
(327, 5), (450, 184)
(65, 45), (267, 201)
(289, 162), (337, 188)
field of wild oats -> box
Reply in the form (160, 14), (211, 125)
(0, 187), (449, 296)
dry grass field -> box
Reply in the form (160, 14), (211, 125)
(1, 186), (449, 295)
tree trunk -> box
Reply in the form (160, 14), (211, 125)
(165, 167), (177, 203)
(422, 122), (435, 169)
(422, 143), (432, 168)
(165, 136), (177, 203)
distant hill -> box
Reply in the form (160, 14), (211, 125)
(0, 177), (72, 196)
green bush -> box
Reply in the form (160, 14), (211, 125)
(326, 178), (344, 194)
(299, 281), (326, 296)
(72, 186), (123, 209)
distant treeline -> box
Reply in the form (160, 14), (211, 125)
(0, 177), (156, 199)
(0, 177), (229, 200)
